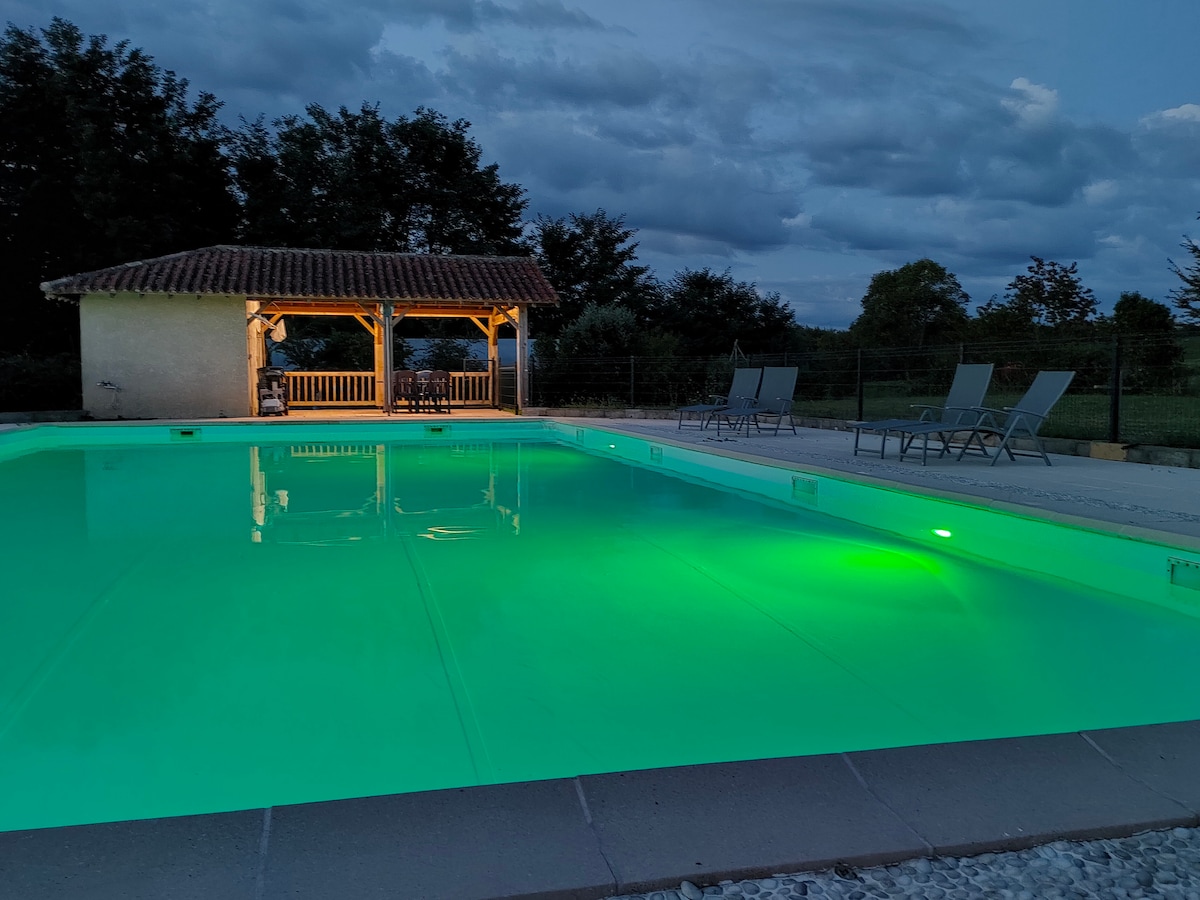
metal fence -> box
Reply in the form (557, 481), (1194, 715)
(530, 332), (1200, 448)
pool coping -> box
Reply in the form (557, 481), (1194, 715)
(4, 724), (1199, 900)
(4, 418), (1200, 900)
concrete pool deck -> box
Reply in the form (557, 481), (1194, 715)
(3, 418), (1200, 899)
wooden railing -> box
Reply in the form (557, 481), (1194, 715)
(452, 372), (492, 406)
(284, 370), (494, 408)
(286, 372), (375, 407)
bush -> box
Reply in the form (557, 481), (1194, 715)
(0, 352), (82, 411)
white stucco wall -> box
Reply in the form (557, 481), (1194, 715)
(80, 293), (251, 419)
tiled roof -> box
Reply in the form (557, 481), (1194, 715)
(40, 246), (560, 306)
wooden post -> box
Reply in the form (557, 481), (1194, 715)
(488, 311), (500, 408)
(381, 301), (394, 414)
(372, 304), (386, 412)
(515, 305), (530, 412)
(245, 299), (266, 416)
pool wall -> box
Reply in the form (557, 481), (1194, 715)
(0, 419), (551, 460)
(553, 421), (1200, 621)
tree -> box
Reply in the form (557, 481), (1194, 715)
(553, 304), (648, 359)
(987, 256), (1098, 330)
(647, 268), (797, 356)
(1168, 233), (1200, 324)
(274, 320), (376, 371)
(0, 18), (239, 354)
(849, 258), (969, 348)
(1112, 291), (1176, 334)
(539, 303), (680, 361)
(529, 209), (660, 338)
(971, 295), (1038, 341)
(229, 104), (527, 255)
(1109, 291), (1185, 393)
(415, 337), (475, 371)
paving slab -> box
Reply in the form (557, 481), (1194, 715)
(579, 755), (928, 894)
(0, 810), (263, 900)
(1085, 720), (1200, 814)
(847, 732), (1197, 857)
(261, 779), (615, 900)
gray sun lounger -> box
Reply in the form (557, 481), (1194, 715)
(713, 367), (799, 437)
(851, 363), (994, 459)
(677, 367), (762, 429)
(934, 370), (1076, 466)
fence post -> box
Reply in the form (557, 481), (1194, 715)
(630, 356), (635, 407)
(1108, 335), (1122, 443)
(856, 348), (864, 421)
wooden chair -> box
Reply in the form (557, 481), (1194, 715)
(426, 370), (451, 413)
(393, 369), (418, 412)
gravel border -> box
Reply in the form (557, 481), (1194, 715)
(607, 825), (1200, 900)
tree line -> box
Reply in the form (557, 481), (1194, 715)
(2, 18), (1198, 408)
(0, 19), (793, 383)
(848, 255), (1188, 346)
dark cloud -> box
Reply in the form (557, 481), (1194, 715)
(440, 42), (775, 145)
(0, 0), (396, 116)
(591, 113), (697, 151)
(807, 192), (1105, 279)
(788, 0), (980, 43)
(1134, 106), (1200, 179)
(799, 77), (1136, 211)
(690, 0), (990, 79)
(802, 115), (973, 198)
(382, 0), (611, 32)
(481, 0), (613, 31)
(487, 112), (800, 251)
(442, 45), (670, 109)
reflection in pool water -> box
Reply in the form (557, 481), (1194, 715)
(250, 442), (522, 545)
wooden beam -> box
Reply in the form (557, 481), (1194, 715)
(493, 306), (519, 330)
(255, 300), (501, 319)
(395, 308), (497, 319)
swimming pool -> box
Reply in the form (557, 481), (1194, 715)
(2, 419), (1199, 834)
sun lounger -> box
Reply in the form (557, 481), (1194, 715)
(945, 370), (1075, 466)
(850, 363), (994, 459)
(677, 367), (762, 429)
(714, 367), (799, 437)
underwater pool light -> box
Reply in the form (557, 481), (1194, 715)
(932, 529), (953, 538)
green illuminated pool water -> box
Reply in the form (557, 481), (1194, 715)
(2, 424), (1200, 833)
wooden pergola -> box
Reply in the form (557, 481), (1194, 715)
(41, 246), (560, 417)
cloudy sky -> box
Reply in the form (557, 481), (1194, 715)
(4, 0), (1199, 327)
